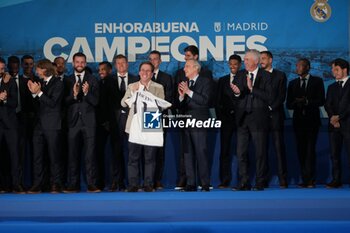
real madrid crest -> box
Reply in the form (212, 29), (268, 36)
(310, 0), (332, 23)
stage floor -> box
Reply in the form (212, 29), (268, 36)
(1, 187), (350, 232)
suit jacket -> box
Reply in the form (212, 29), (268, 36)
(269, 69), (287, 128)
(65, 73), (99, 128)
(286, 75), (325, 128)
(215, 74), (238, 124)
(18, 75), (39, 115)
(109, 73), (139, 127)
(173, 66), (213, 109)
(325, 79), (350, 131)
(178, 75), (212, 121)
(96, 75), (113, 126)
(154, 70), (173, 104)
(121, 81), (165, 134)
(235, 69), (272, 128)
(0, 78), (18, 129)
(32, 77), (63, 130)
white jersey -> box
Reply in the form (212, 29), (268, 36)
(126, 86), (171, 147)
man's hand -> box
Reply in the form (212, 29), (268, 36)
(0, 90), (7, 101)
(73, 82), (80, 97)
(27, 80), (41, 94)
(179, 81), (190, 96)
(82, 81), (89, 95)
(230, 83), (240, 95)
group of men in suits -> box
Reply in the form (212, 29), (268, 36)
(0, 47), (349, 194)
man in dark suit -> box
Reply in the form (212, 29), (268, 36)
(260, 51), (288, 188)
(178, 59), (213, 192)
(26, 59), (64, 194)
(8, 56), (39, 190)
(63, 52), (100, 193)
(107, 54), (139, 191)
(233, 50), (272, 191)
(173, 45), (213, 190)
(215, 54), (242, 188)
(0, 58), (24, 194)
(95, 61), (113, 190)
(324, 58), (350, 188)
(286, 58), (325, 188)
(148, 50), (173, 189)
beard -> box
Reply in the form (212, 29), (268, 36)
(74, 67), (84, 73)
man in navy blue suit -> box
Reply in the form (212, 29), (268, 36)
(260, 51), (288, 188)
(286, 58), (325, 188)
(63, 52), (100, 193)
(178, 59), (213, 192)
(27, 59), (64, 194)
(0, 58), (24, 194)
(233, 50), (272, 191)
(215, 54), (242, 189)
(325, 58), (350, 188)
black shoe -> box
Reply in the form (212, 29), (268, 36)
(109, 182), (126, 192)
(201, 185), (210, 192)
(252, 185), (264, 191)
(27, 186), (42, 194)
(218, 183), (230, 189)
(50, 184), (63, 194)
(126, 186), (139, 192)
(109, 182), (118, 192)
(144, 186), (155, 192)
(154, 181), (163, 190)
(13, 185), (26, 194)
(0, 187), (5, 194)
(326, 181), (342, 189)
(233, 183), (251, 191)
(181, 185), (197, 192)
(174, 179), (186, 190)
(279, 180), (288, 189)
(63, 186), (80, 193)
(87, 185), (101, 193)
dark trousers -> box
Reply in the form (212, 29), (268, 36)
(266, 113), (287, 183)
(112, 111), (128, 185)
(183, 128), (210, 187)
(0, 126), (21, 187)
(17, 112), (35, 187)
(96, 117), (127, 189)
(32, 126), (62, 187)
(294, 126), (319, 184)
(176, 129), (187, 186)
(329, 130), (350, 183)
(236, 114), (268, 186)
(154, 129), (167, 183)
(128, 142), (157, 187)
(219, 120), (236, 185)
(67, 118), (97, 187)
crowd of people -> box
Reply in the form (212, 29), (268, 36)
(0, 45), (349, 193)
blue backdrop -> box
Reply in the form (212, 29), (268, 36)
(0, 0), (349, 187)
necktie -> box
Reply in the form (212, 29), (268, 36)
(337, 80), (344, 87)
(189, 80), (194, 89)
(250, 73), (254, 86)
(43, 81), (47, 89)
(231, 75), (236, 85)
(152, 73), (156, 82)
(337, 80), (344, 98)
(77, 74), (83, 100)
(120, 76), (126, 96)
(301, 78), (306, 94)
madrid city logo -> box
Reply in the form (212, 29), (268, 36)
(310, 0), (332, 23)
(214, 22), (221, 32)
(143, 110), (162, 129)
